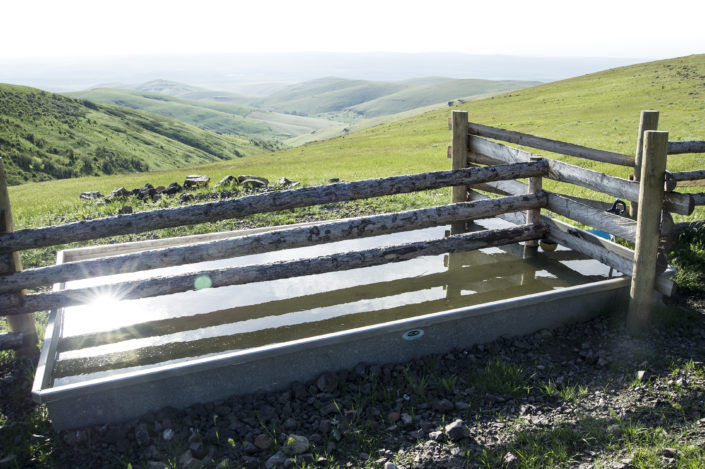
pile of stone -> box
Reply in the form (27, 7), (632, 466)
(79, 174), (300, 208)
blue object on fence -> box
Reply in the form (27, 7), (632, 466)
(587, 229), (612, 240)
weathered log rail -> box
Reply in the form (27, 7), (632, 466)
(0, 194), (546, 294)
(0, 162), (546, 253)
(0, 159), (549, 324)
(0, 224), (546, 316)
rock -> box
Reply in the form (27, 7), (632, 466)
(292, 381), (307, 400)
(118, 205), (133, 215)
(319, 402), (339, 415)
(184, 175), (210, 189)
(215, 458), (231, 469)
(142, 444), (160, 460)
(429, 430), (444, 441)
(432, 398), (455, 413)
(162, 428), (175, 441)
(178, 450), (201, 469)
(146, 462), (169, 469)
(328, 178), (340, 183)
(283, 417), (297, 430)
(164, 182), (183, 195)
(107, 187), (130, 200)
(281, 434), (310, 456)
(179, 192), (194, 204)
(79, 191), (103, 200)
(444, 419), (470, 441)
(189, 440), (207, 460)
(276, 177), (299, 188)
(237, 175), (268, 188)
(215, 175), (235, 189)
(136, 183), (155, 199)
(316, 372), (338, 392)
(318, 419), (331, 434)
(242, 440), (257, 454)
(241, 456), (260, 469)
(265, 450), (288, 469)
(384, 462), (399, 469)
(387, 411), (401, 424)
(134, 423), (150, 447)
(254, 433), (273, 450)
(502, 452), (519, 468)
(400, 413), (413, 425)
(660, 447), (683, 458)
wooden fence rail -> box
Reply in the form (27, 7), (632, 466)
(468, 135), (695, 215)
(0, 194), (546, 294)
(467, 121), (635, 167)
(668, 141), (705, 155)
(0, 224), (547, 316)
(0, 162), (547, 254)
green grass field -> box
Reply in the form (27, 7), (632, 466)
(7, 54), (705, 232)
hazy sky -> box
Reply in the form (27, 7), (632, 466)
(3, 0), (703, 60)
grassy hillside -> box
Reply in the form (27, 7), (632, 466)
(67, 88), (339, 141)
(251, 76), (538, 118)
(8, 55), (705, 228)
(347, 79), (541, 117)
(253, 77), (407, 115)
(0, 84), (273, 185)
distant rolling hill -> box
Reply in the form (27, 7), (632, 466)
(249, 76), (539, 117)
(0, 84), (273, 185)
(72, 76), (539, 148)
(346, 78), (542, 117)
(66, 88), (339, 142)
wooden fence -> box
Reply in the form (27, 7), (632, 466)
(449, 109), (704, 331)
(1, 109), (703, 351)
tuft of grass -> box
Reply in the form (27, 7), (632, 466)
(670, 223), (705, 293)
(471, 358), (529, 399)
(540, 379), (589, 403)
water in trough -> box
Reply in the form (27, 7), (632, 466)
(50, 217), (617, 387)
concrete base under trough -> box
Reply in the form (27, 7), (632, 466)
(37, 277), (628, 430)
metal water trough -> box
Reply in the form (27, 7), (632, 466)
(32, 219), (629, 430)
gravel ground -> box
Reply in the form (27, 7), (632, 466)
(2, 291), (704, 469)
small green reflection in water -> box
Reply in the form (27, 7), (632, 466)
(194, 275), (213, 290)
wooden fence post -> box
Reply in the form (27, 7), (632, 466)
(629, 110), (659, 219)
(525, 157), (543, 248)
(450, 110), (469, 234)
(627, 130), (668, 332)
(0, 158), (37, 352)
